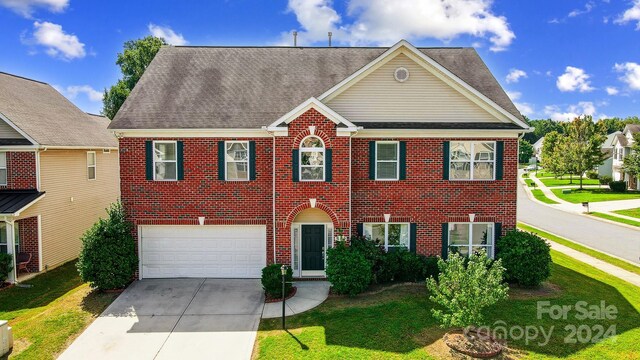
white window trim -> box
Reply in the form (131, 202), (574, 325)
(299, 135), (325, 182)
(224, 141), (250, 181)
(449, 141), (496, 181)
(0, 152), (6, 186)
(86, 151), (96, 181)
(152, 140), (178, 181)
(448, 222), (495, 258)
(375, 141), (400, 181)
(364, 222), (410, 251)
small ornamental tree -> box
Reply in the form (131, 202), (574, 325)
(0, 253), (13, 283)
(77, 202), (137, 290)
(426, 252), (508, 329)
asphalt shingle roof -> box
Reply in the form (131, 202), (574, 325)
(110, 46), (523, 130)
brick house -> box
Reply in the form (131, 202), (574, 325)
(110, 40), (530, 279)
(0, 72), (120, 283)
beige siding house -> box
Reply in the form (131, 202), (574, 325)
(0, 72), (119, 282)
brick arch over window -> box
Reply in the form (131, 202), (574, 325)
(292, 128), (332, 149)
(285, 201), (340, 229)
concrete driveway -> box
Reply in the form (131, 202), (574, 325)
(59, 278), (264, 360)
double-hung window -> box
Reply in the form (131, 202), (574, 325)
(0, 153), (6, 185)
(450, 141), (495, 180)
(225, 141), (249, 181)
(376, 141), (399, 180)
(87, 151), (96, 180)
(364, 223), (409, 251)
(300, 136), (325, 181)
(153, 141), (177, 181)
(448, 223), (494, 257)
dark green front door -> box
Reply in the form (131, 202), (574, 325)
(301, 225), (324, 271)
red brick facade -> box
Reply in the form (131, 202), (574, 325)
(1, 151), (37, 190)
(17, 216), (39, 273)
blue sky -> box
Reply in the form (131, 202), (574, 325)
(0, 0), (639, 120)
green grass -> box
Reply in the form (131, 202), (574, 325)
(522, 172), (530, 178)
(525, 179), (536, 187)
(0, 261), (118, 359)
(539, 177), (600, 188)
(551, 188), (640, 203)
(256, 251), (640, 359)
(518, 222), (640, 276)
(589, 212), (640, 228)
(614, 207), (640, 219)
(531, 189), (560, 204)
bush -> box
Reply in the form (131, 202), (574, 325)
(599, 175), (612, 185)
(261, 264), (293, 298)
(586, 170), (599, 179)
(496, 230), (551, 288)
(77, 202), (138, 290)
(0, 253), (13, 282)
(380, 249), (439, 283)
(326, 241), (372, 296)
(609, 180), (627, 192)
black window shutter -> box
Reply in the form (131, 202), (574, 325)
(145, 141), (154, 180)
(325, 148), (332, 182)
(292, 149), (299, 182)
(441, 223), (449, 259)
(177, 141), (184, 180)
(410, 223), (417, 253)
(399, 141), (407, 180)
(369, 141), (376, 180)
(356, 223), (363, 237)
(442, 141), (450, 180)
(218, 141), (225, 180)
(494, 222), (502, 250)
(249, 141), (256, 180)
(496, 141), (504, 180)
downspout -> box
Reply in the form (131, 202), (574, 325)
(262, 127), (277, 264)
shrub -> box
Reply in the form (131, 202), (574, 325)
(586, 170), (599, 179)
(326, 241), (372, 296)
(261, 264), (293, 298)
(496, 230), (551, 288)
(426, 251), (508, 328)
(384, 250), (439, 283)
(77, 202), (138, 290)
(0, 253), (13, 282)
(599, 175), (612, 185)
(609, 180), (627, 192)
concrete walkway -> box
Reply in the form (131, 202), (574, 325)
(262, 281), (330, 319)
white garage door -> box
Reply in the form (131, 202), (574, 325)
(140, 225), (266, 279)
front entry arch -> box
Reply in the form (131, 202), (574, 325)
(292, 208), (334, 277)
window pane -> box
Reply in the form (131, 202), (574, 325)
(0, 169), (6, 185)
(88, 167), (96, 180)
(301, 166), (323, 180)
(155, 162), (177, 180)
(377, 143), (398, 161)
(449, 223), (469, 246)
(449, 245), (469, 257)
(302, 137), (323, 148)
(473, 162), (494, 180)
(472, 246), (491, 257)
(226, 162), (248, 180)
(226, 142), (248, 161)
(87, 153), (96, 166)
(450, 162), (470, 180)
(471, 224), (492, 245)
(0, 153), (6, 168)
(474, 142), (495, 161)
(0, 245), (6, 254)
(301, 151), (323, 166)
(377, 162), (397, 179)
(450, 142), (471, 160)
(154, 142), (176, 161)
(369, 224), (385, 245)
(388, 224), (409, 247)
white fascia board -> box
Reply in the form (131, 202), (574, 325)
(267, 97), (356, 129)
(354, 129), (526, 138)
(0, 111), (38, 145)
(112, 128), (272, 138)
(318, 39), (530, 130)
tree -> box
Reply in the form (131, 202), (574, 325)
(426, 251), (508, 329)
(540, 131), (565, 177)
(518, 139), (534, 163)
(102, 36), (166, 119)
(623, 133), (640, 183)
(562, 116), (608, 189)
(523, 119), (564, 144)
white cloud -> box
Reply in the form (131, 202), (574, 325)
(506, 69), (527, 83)
(0, 0), (68, 18)
(544, 102), (597, 121)
(31, 21), (85, 60)
(63, 85), (103, 102)
(568, 2), (595, 17)
(605, 86), (619, 95)
(505, 90), (534, 116)
(281, 0), (515, 51)
(614, 62), (640, 90)
(148, 24), (188, 46)
(556, 66), (594, 92)
(615, 0), (640, 29)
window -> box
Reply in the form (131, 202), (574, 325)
(364, 223), (409, 251)
(300, 136), (325, 181)
(0, 152), (6, 185)
(103, 149), (111, 154)
(153, 141), (177, 181)
(448, 223), (494, 257)
(376, 141), (399, 180)
(87, 152), (96, 180)
(225, 141), (249, 180)
(0, 222), (7, 254)
(450, 141), (495, 180)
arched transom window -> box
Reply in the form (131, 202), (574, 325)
(300, 136), (325, 181)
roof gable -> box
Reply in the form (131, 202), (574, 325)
(268, 97), (356, 130)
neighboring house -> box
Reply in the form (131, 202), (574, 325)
(612, 124), (639, 189)
(0, 72), (119, 283)
(109, 40), (530, 280)
(533, 137), (544, 162)
(598, 131), (620, 177)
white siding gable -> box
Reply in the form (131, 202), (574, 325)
(0, 119), (26, 139)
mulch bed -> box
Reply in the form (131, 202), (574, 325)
(443, 328), (503, 358)
(265, 286), (297, 303)
(0, 282), (13, 292)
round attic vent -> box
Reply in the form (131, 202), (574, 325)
(394, 67), (409, 82)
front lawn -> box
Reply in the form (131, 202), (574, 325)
(589, 212), (640, 228)
(551, 188), (640, 203)
(614, 207), (640, 220)
(255, 251), (640, 359)
(531, 189), (560, 204)
(539, 177), (600, 188)
(0, 261), (118, 359)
